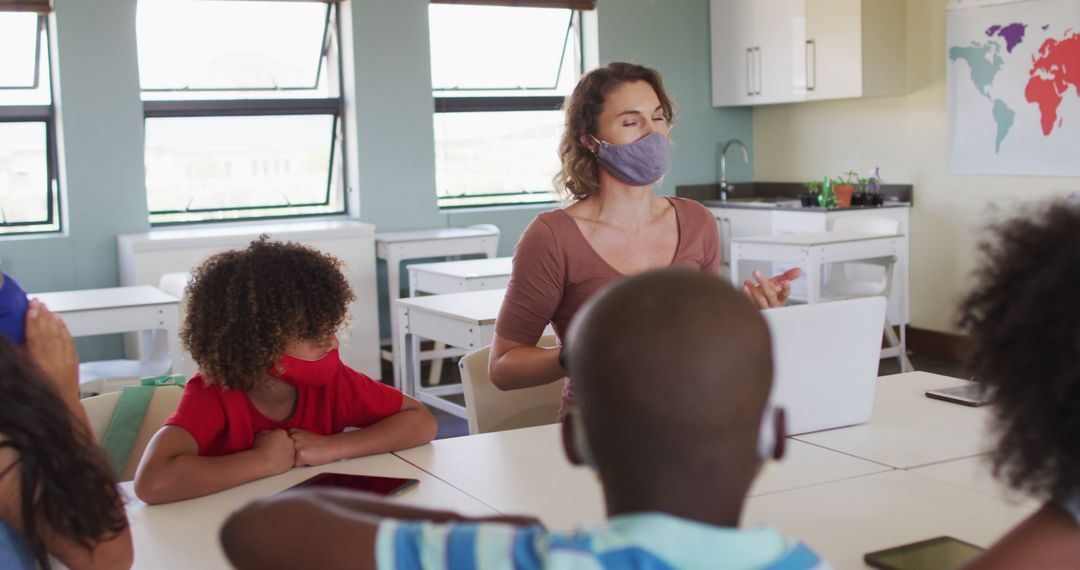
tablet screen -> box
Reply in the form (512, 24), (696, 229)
(288, 473), (419, 496)
(865, 536), (984, 570)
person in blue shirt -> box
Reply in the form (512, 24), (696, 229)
(0, 273), (132, 570)
(220, 268), (828, 570)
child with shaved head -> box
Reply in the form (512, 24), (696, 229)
(220, 268), (829, 570)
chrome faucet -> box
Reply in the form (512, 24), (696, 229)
(718, 138), (749, 201)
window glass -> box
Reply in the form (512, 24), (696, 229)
(0, 13), (40, 89)
(430, 5), (583, 208)
(145, 114), (341, 224)
(430, 5), (575, 95)
(0, 122), (56, 234)
(137, 0), (330, 96)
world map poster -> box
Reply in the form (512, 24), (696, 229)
(947, 0), (1080, 175)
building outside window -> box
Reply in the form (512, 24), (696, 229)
(0, 4), (59, 236)
(138, 0), (347, 225)
(429, 0), (596, 209)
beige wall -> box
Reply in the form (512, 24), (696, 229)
(752, 0), (1080, 333)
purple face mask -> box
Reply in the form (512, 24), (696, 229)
(591, 131), (671, 187)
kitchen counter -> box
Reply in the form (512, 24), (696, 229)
(699, 199), (911, 211)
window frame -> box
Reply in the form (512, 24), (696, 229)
(431, 7), (586, 210)
(141, 1), (349, 227)
(0, 14), (61, 237)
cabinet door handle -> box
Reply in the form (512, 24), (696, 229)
(746, 48), (754, 96)
(717, 217), (732, 265)
(755, 47), (762, 95)
(805, 39), (816, 91)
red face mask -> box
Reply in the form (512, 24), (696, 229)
(271, 349), (342, 388)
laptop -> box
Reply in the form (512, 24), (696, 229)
(761, 296), (887, 435)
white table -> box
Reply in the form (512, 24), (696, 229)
(395, 423), (892, 531)
(793, 372), (994, 469)
(376, 226), (499, 389)
(407, 256), (513, 386)
(730, 230), (905, 306)
(33, 286), (181, 389)
(743, 470), (1035, 569)
(121, 451), (496, 570)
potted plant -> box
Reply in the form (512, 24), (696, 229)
(862, 167), (884, 206)
(832, 170), (859, 207)
(800, 181), (822, 207)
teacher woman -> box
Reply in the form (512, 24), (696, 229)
(489, 62), (799, 416)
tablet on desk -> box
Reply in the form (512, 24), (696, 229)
(864, 536), (985, 570)
(285, 473), (419, 497)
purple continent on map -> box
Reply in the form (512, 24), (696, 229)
(984, 22), (1027, 52)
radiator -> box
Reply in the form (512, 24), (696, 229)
(117, 219), (382, 380)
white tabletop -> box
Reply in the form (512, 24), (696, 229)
(732, 230), (903, 246)
(396, 288), (506, 325)
(32, 286), (178, 313)
(743, 470), (1035, 569)
(407, 257), (513, 279)
(122, 451), (496, 570)
(909, 456), (1039, 507)
(395, 423), (891, 531)
(793, 372), (994, 469)
(375, 226), (498, 244)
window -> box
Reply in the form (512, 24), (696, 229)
(0, 10), (59, 236)
(137, 0), (346, 225)
(429, 2), (593, 209)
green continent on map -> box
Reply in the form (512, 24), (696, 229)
(949, 41), (1004, 100)
(992, 99), (1015, 153)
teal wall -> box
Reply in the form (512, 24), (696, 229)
(0, 0), (752, 356)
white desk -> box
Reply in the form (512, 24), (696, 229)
(407, 256), (513, 296)
(909, 456), (1039, 507)
(407, 256), (513, 387)
(743, 470), (1035, 569)
(395, 288), (506, 418)
(730, 230), (907, 317)
(793, 372), (994, 469)
(376, 226), (499, 389)
(33, 286), (181, 387)
(121, 451), (496, 570)
(395, 423), (891, 531)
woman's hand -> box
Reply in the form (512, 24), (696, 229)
(743, 268), (803, 309)
(288, 428), (339, 467)
(23, 298), (80, 402)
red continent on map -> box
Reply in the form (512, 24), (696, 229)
(1026, 33), (1080, 136)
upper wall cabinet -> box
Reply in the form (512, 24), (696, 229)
(805, 0), (906, 101)
(710, 0), (906, 107)
(711, 0), (806, 106)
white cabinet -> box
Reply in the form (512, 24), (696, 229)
(710, 0), (905, 107)
(710, 0), (806, 107)
(804, 0), (907, 101)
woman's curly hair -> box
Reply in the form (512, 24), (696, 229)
(957, 198), (1080, 502)
(554, 62), (676, 201)
(0, 337), (127, 570)
(181, 237), (355, 391)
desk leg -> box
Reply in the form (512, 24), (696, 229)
(396, 304), (422, 396)
(387, 252), (402, 389)
(161, 305), (183, 377)
(805, 248), (822, 305)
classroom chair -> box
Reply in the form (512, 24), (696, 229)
(459, 335), (564, 435)
(821, 216), (912, 372)
(81, 377), (184, 481)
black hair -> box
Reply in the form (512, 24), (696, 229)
(0, 337), (127, 568)
(958, 198), (1080, 502)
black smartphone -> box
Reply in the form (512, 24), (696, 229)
(864, 536), (985, 570)
(925, 384), (991, 407)
(286, 473), (419, 496)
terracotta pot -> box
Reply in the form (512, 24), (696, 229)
(833, 184), (854, 207)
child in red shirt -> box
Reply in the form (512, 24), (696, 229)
(134, 238), (437, 504)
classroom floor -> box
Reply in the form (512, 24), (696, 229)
(385, 349), (968, 441)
